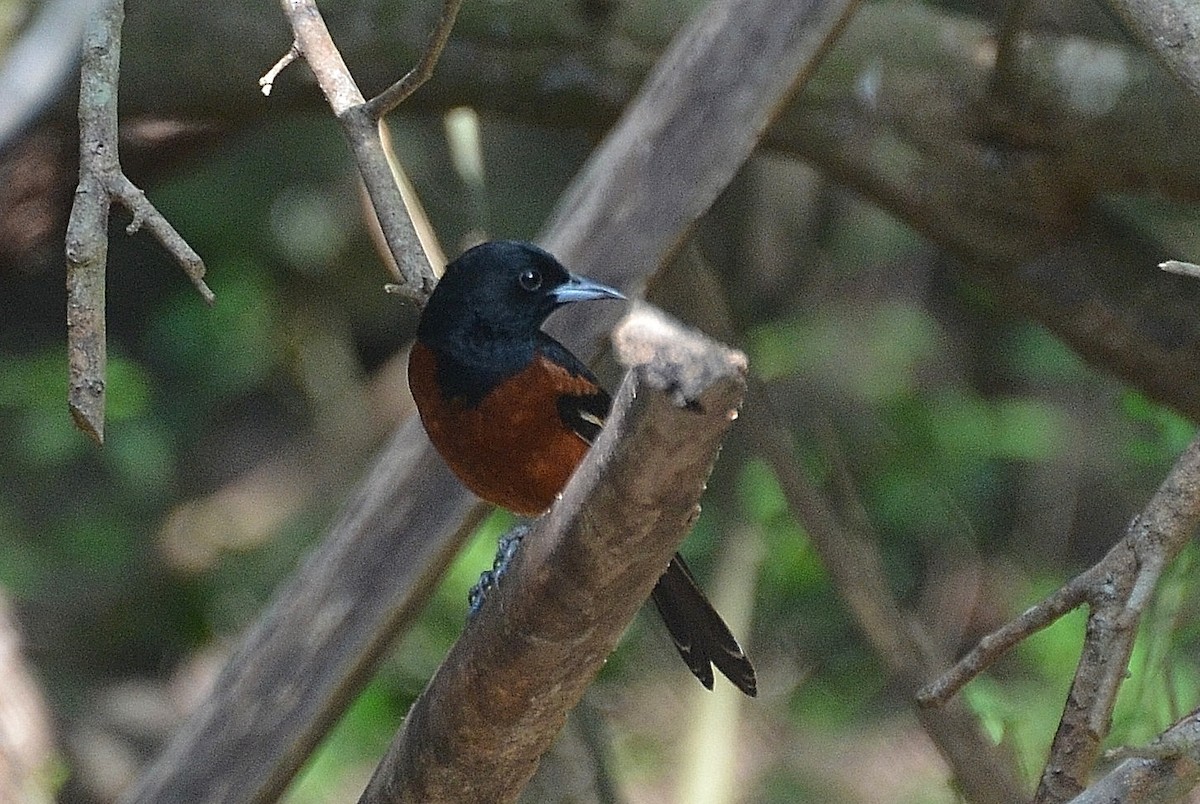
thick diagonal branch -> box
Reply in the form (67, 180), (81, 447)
(1104, 0), (1200, 102)
(359, 306), (746, 804)
(124, 0), (860, 800)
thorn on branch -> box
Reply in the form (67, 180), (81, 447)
(124, 213), (143, 234)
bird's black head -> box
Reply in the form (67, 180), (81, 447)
(417, 240), (624, 349)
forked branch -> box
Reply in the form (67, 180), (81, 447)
(268, 0), (462, 301)
(66, 0), (212, 443)
(919, 433), (1200, 803)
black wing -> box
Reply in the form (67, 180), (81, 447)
(540, 335), (612, 444)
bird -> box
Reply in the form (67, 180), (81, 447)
(408, 239), (757, 696)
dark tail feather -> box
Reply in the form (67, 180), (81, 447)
(649, 554), (757, 696)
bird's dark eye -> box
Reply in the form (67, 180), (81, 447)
(518, 268), (542, 291)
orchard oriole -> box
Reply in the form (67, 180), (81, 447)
(408, 240), (756, 696)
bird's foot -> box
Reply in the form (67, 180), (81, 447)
(467, 523), (530, 618)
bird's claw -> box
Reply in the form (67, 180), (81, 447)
(467, 523), (531, 618)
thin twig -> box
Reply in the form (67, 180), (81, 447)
(279, 0), (364, 114)
(258, 42), (299, 96)
(109, 173), (214, 303)
(363, 0), (464, 120)
(275, 0), (440, 302)
(917, 568), (1095, 706)
(65, 0), (212, 443)
(65, 0), (120, 444)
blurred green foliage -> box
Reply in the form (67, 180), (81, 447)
(2, 67), (1200, 804)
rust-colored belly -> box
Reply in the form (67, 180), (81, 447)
(409, 342), (592, 516)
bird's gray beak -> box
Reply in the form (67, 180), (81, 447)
(550, 275), (626, 304)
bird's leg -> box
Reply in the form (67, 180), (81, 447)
(467, 522), (531, 618)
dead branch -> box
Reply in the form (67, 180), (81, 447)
(1069, 706), (1200, 803)
(359, 305), (746, 804)
(270, 0), (450, 300)
(65, 0), (212, 443)
(1104, 0), (1200, 102)
(123, 0), (860, 799)
(919, 433), (1200, 803)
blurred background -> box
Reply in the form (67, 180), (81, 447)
(2, 0), (1200, 801)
